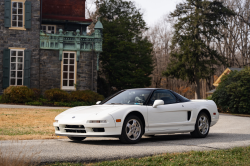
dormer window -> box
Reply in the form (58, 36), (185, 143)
(41, 25), (56, 34)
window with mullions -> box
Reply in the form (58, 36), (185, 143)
(10, 50), (24, 86)
(41, 25), (56, 34)
(12, 2), (23, 27)
(62, 52), (76, 90)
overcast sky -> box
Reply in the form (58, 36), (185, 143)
(131, 0), (183, 27)
(87, 0), (184, 27)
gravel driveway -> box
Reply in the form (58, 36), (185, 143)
(1, 114), (250, 163)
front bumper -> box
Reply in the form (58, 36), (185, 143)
(53, 114), (122, 137)
(54, 125), (122, 137)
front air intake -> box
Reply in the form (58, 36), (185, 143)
(65, 129), (86, 133)
(63, 124), (86, 133)
(92, 128), (105, 132)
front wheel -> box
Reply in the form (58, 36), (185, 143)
(191, 112), (210, 138)
(68, 137), (86, 141)
(119, 115), (143, 144)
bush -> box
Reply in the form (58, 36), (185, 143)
(31, 88), (41, 100)
(70, 90), (104, 104)
(54, 101), (91, 107)
(206, 95), (212, 100)
(212, 67), (250, 114)
(1, 86), (104, 106)
(25, 101), (43, 106)
(2, 86), (34, 103)
(44, 88), (70, 102)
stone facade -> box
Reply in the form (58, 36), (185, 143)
(77, 51), (98, 92)
(0, 0), (41, 91)
(39, 50), (61, 92)
(0, 0), (99, 93)
(39, 50), (98, 93)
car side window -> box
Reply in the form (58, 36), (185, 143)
(148, 90), (177, 105)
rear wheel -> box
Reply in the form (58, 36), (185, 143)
(68, 137), (86, 141)
(191, 112), (210, 138)
(119, 115), (143, 144)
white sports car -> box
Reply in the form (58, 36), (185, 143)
(53, 88), (219, 144)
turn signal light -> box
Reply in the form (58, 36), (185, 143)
(116, 119), (121, 122)
(213, 113), (216, 115)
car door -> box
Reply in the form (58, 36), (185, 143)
(147, 90), (190, 131)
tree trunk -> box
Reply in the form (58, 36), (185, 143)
(195, 78), (201, 99)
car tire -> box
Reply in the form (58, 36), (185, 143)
(119, 115), (143, 144)
(68, 137), (86, 141)
(191, 112), (210, 138)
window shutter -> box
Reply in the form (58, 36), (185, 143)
(24, 50), (31, 88)
(3, 49), (10, 89)
(25, 1), (31, 29)
(4, 0), (11, 27)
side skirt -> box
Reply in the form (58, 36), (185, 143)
(56, 134), (121, 138)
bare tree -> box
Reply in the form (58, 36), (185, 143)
(215, 0), (250, 68)
(146, 0), (250, 99)
(145, 14), (196, 98)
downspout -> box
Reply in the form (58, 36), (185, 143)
(39, 0), (43, 90)
(40, 0), (42, 29)
(91, 44), (94, 91)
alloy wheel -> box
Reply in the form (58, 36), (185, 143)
(125, 119), (141, 140)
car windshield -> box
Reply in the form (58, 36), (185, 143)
(102, 89), (153, 105)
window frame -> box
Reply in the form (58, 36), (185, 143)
(9, 0), (26, 30)
(148, 90), (177, 105)
(61, 51), (77, 90)
(41, 25), (57, 34)
(9, 48), (25, 86)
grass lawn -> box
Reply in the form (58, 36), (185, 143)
(48, 146), (250, 166)
(0, 108), (66, 140)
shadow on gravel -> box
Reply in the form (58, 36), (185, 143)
(66, 132), (250, 146)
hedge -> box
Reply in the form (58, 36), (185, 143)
(212, 67), (250, 114)
(1, 86), (104, 106)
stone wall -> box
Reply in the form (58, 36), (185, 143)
(0, 0), (98, 93)
(39, 50), (61, 93)
(39, 50), (98, 93)
(0, 0), (41, 91)
(77, 51), (98, 92)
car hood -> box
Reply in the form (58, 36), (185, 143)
(55, 105), (125, 120)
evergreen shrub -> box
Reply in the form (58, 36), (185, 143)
(206, 95), (212, 100)
(70, 90), (104, 104)
(1, 86), (104, 106)
(2, 86), (34, 103)
(44, 88), (70, 102)
(25, 101), (43, 106)
(54, 101), (90, 107)
(212, 67), (250, 114)
(31, 88), (42, 100)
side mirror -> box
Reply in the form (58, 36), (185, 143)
(96, 101), (101, 105)
(153, 100), (164, 108)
